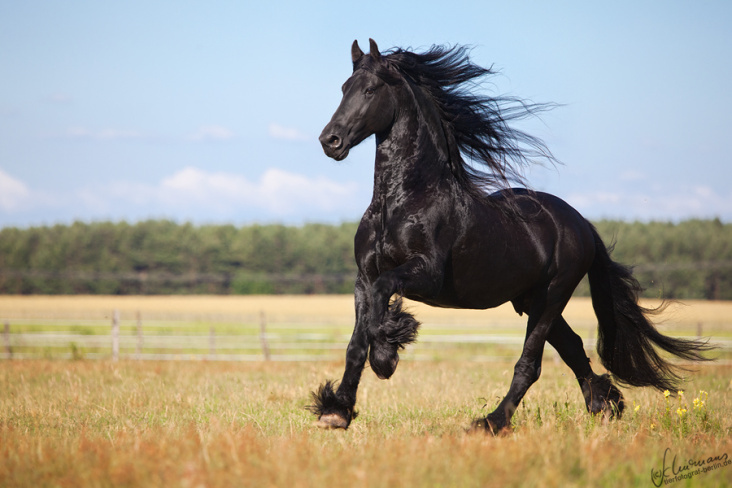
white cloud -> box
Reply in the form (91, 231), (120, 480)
(153, 167), (358, 216)
(158, 167), (252, 210)
(6, 165), (728, 227)
(268, 123), (310, 142)
(566, 185), (732, 221)
(257, 168), (357, 213)
(188, 125), (235, 142)
(0, 165), (366, 225)
(0, 169), (30, 211)
(61, 167), (363, 223)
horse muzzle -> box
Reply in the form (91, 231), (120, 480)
(319, 128), (351, 161)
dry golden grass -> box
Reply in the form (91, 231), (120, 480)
(0, 295), (358, 322)
(1, 295), (730, 485)
(1, 359), (731, 487)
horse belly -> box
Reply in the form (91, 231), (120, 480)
(410, 254), (540, 310)
(441, 238), (546, 309)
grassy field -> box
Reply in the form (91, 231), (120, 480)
(1, 360), (730, 487)
(1, 296), (731, 486)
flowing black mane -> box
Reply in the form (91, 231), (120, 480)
(369, 45), (556, 196)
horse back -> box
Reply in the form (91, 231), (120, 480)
(436, 189), (596, 310)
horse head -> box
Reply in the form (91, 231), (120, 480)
(319, 39), (398, 161)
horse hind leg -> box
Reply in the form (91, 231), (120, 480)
(474, 292), (560, 434)
(547, 315), (625, 419)
(472, 352), (542, 436)
(368, 296), (420, 379)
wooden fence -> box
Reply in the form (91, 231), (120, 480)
(2, 311), (730, 363)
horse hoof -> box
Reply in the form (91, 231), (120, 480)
(369, 338), (400, 380)
(582, 374), (625, 419)
(316, 413), (349, 429)
(468, 418), (511, 436)
(467, 418), (491, 434)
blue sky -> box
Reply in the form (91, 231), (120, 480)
(1, 1), (731, 227)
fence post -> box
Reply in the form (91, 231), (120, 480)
(112, 310), (119, 362)
(136, 311), (143, 359)
(209, 327), (216, 360)
(3, 321), (11, 359)
(260, 311), (271, 361)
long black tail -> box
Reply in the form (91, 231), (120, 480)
(587, 225), (713, 391)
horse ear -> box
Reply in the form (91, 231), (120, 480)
(369, 38), (381, 61)
(352, 40), (364, 65)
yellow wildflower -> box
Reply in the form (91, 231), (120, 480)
(693, 390), (708, 410)
(663, 390), (671, 398)
(676, 407), (687, 418)
(694, 390), (709, 410)
(634, 405), (640, 413)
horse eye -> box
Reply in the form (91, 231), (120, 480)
(365, 87), (375, 96)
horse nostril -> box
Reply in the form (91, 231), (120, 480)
(325, 134), (342, 149)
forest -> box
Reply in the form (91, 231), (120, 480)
(0, 219), (730, 299)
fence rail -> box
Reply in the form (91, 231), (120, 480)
(2, 311), (730, 362)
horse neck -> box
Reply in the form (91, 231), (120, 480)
(372, 84), (453, 201)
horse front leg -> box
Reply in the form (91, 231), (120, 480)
(366, 257), (441, 379)
(309, 258), (438, 428)
(309, 276), (370, 429)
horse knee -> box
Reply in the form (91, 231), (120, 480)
(530, 363), (542, 384)
(514, 358), (541, 385)
(372, 275), (397, 304)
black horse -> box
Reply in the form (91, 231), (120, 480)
(309, 39), (710, 433)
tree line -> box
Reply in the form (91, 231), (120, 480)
(0, 219), (730, 299)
